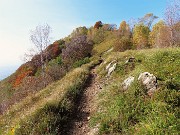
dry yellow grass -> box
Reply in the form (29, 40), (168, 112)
(0, 61), (96, 134)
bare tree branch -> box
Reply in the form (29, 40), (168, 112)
(24, 24), (52, 74)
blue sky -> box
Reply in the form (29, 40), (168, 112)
(0, 0), (167, 80)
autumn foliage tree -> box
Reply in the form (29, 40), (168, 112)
(102, 24), (117, 31)
(45, 39), (65, 59)
(13, 62), (37, 87)
(118, 21), (131, 38)
(87, 27), (106, 44)
(114, 37), (132, 52)
(94, 21), (103, 29)
(70, 26), (88, 38)
(139, 13), (158, 28)
(149, 21), (171, 48)
(133, 24), (150, 49)
(173, 22), (180, 46)
(164, 0), (180, 46)
(62, 35), (93, 67)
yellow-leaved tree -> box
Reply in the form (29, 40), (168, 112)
(118, 21), (131, 38)
(133, 24), (150, 49)
(149, 20), (171, 48)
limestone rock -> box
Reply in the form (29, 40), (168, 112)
(138, 72), (157, 96)
(122, 76), (135, 90)
(105, 60), (117, 77)
(105, 60), (116, 70)
(107, 63), (117, 76)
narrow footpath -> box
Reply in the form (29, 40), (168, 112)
(65, 64), (102, 135)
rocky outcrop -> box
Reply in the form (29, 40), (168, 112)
(122, 76), (135, 90)
(138, 72), (157, 96)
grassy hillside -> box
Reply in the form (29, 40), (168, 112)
(90, 48), (180, 134)
(1, 47), (179, 135)
(0, 60), (99, 134)
(0, 19), (179, 135)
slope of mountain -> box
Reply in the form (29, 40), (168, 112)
(0, 21), (179, 134)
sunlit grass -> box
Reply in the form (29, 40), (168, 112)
(91, 47), (180, 134)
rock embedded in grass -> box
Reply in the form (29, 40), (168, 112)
(122, 76), (135, 90)
(105, 60), (117, 77)
(107, 63), (117, 77)
(125, 57), (136, 63)
(138, 72), (158, 96)
(105, 60), (116, 70)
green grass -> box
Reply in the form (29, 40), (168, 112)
(91, 48), (180, 135)
(0, 60), (99, 135)
(92, 39), (115, 55)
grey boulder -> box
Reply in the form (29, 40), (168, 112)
(138, 72), (157, 96)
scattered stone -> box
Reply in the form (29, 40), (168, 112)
(138, 72), (158, 96)
(105, 60), (117, 77)
(107, 63), (117, 76)
(106, 47), (114, 53)
(103, 61), (107, 64)
(125, 57), (136, 64)
(105, 60), (116, 70)
(105, 62), (112, 70)
(122, 76), (135, 90)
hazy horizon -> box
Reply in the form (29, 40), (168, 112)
(0, 65), (20, 80)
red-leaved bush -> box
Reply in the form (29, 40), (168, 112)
(13, 62), (37, 88)
(45, 40), (65, 59)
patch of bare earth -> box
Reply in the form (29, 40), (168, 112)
(65, 66), (102, 135)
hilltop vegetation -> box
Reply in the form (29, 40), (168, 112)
(0, 1), (179, 134)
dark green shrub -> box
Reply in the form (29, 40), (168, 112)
(56, 56), (63, 65)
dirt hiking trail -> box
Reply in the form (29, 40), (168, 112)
(65, 64), (102, 135)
